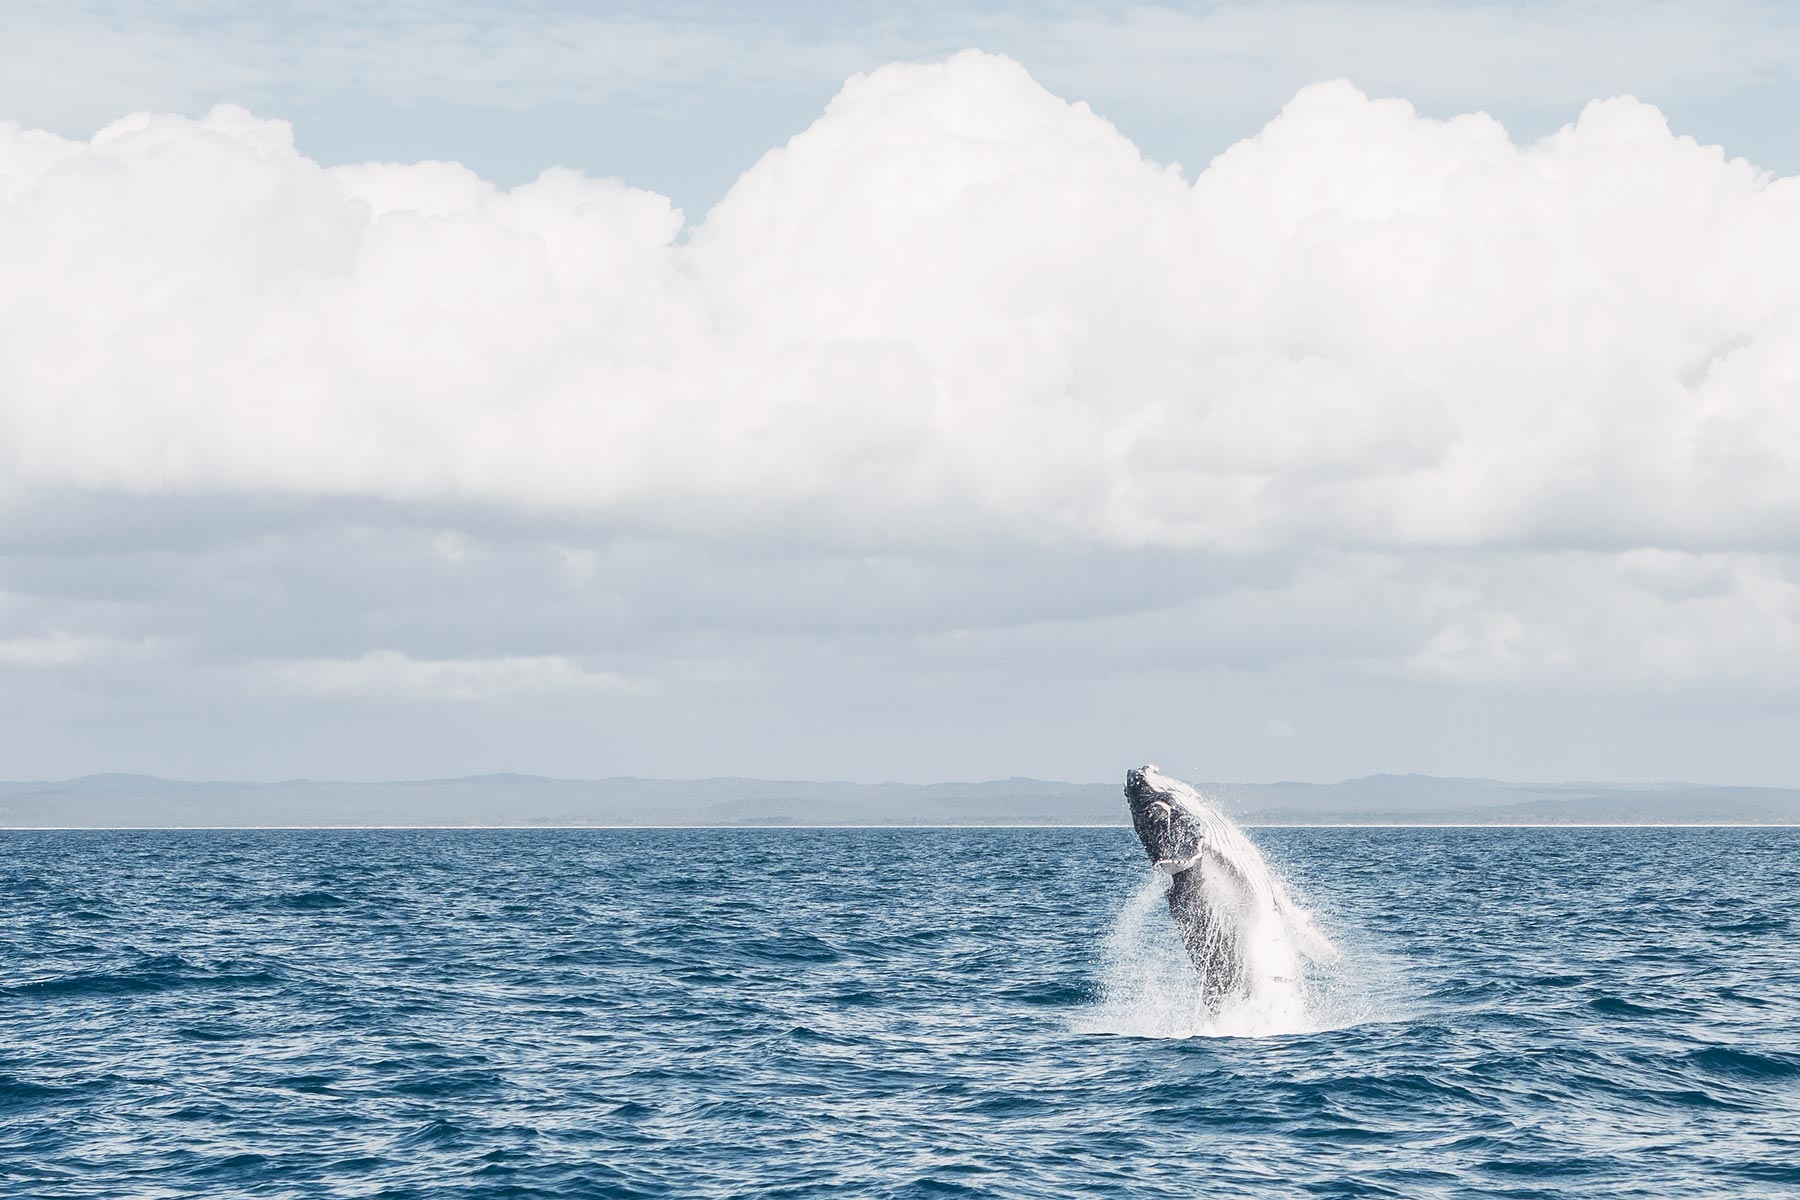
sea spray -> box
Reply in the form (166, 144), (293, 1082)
(1081, 869), (1323, 1037)
(1082, 767), (1343, 1038)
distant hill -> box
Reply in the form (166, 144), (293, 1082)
(2, 772), (1799, 827)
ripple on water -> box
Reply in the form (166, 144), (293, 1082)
(0, 826), (1796, 1199)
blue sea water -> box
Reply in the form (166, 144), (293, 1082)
(3, 826), (1799, 1198)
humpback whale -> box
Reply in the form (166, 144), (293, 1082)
(1124, 765), (1334, 1004)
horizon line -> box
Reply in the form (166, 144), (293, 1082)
(7, 769), (1790, 790)
(4, 823), (1798, 832)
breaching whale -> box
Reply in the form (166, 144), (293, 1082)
(1124, 765), (1334, 1005)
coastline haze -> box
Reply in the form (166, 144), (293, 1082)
(7, 772), (1800, 828)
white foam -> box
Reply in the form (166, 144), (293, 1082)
(1075, 772), (1385, 1039)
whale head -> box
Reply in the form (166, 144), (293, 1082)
(1125, 764), (1208, 875)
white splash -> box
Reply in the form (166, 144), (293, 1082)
(1078, 872), (1311, 1038)
(1076, 772), (1357, 1039)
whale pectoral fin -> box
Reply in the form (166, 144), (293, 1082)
(1202, 846), (1251, 889)
(1156, 852), (1204, 875)
(1286, 906), (1338, 963)
(1269, 879), (1338, 962)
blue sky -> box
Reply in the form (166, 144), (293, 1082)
(3, 2), (1800, 787)
(7, 1), (1800, 216)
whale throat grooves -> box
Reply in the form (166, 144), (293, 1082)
(1166, 864), (1246, 998)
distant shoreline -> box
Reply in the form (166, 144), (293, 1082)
(10, 772), (1800, 827)
(5, 823), (1798, 831)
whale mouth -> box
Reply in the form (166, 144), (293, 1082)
(1126, 766), (1207, 869)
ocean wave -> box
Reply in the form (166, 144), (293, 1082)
(0, 825), (1795, 1198)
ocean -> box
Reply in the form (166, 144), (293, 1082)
(4, 826), (1798, 1198)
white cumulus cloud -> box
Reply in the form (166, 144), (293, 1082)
(3, 50), (1796, 556)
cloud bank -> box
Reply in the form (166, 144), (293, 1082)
(5, 51), (1800, 781)
(5, 51), (1796, 554)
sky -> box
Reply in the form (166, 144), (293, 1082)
(3, 1), (1800, 785)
